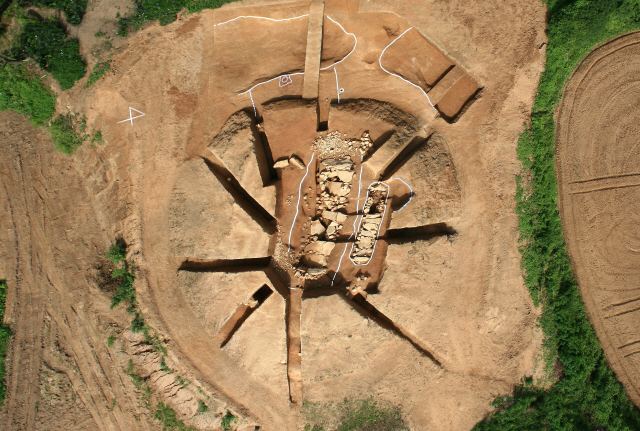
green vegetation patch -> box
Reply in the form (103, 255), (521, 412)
(474, 1), (640, 430)
(304, 397), (408, 431)
(0, 63), (56, 124)
(18, 18), (86, 89)
(91, 130), (103, 145)
(29, 0), (88, 25)
(0, 281), (11, 408)
(221, 410), (237, 431)
(197, 399), (208, 413)
(107, 239), (167, 356)
(117, 0), (236, 35)
(84, 60), (110, 88)
(154, 402), (195, 431)
(49, 113), (83, 153)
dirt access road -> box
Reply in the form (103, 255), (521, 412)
(1, 0), (547, 430)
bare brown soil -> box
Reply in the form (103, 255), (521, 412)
(556, 31), (640, 408)
(1, 0), (548, 430)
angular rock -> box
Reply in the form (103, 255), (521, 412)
(302, 253), (327, 267)
(304, 240), (336, 256)
(310, 220), (326, 236)
(323, 158), (352, 171)
(273, 158), (289, 169)
(323, 210), (348, 223)
(289, 155), (305, 169)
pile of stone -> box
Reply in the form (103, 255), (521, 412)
(350, 214), (382, 264)
(321, 210), (347, 240)
(317, 157), (354, 214)
(311, 131), (373, 160)
(301, 240), (335, 268)
(350, 183), (388, 264)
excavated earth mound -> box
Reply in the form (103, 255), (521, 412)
(0, 0), (548, 430)
(556, 31), (640, 407)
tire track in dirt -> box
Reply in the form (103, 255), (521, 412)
(556, 31), (640, 407)
(0, 112), (152, 430)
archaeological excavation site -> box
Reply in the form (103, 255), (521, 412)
(10, 0), (622, 429)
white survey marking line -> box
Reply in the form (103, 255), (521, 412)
(348, 181), (391, 266)
(334, 68), (341, 103)
(379, 28), (436, 111)
(233, 15), (357, 114)
(320, 16), (357, 71)
(117, 107), (146, 126)
(288, 153), (315, 252)
(346, 176), (414, 267)
(331, 234), (353, 286)
(389, 177), (414, 212)
(214, 14), (309, 27)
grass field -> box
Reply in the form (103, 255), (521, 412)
(474, 1), (640, 430)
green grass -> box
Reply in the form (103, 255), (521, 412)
(221, 410), (237, 431)
(107, 239), (170, 353)
(0, 281), (11, 408)
(154, 402), (195, 431)
(49, 114), (84, 154)
(0, 64), (56, 124)
(84, 60), (110, 89)
(29, 0), (88, 25)
(197, 399), (208, 413)
(18, 18), (86, 89)
(473, 1), (640, 430)
(91, 130), (103, 145)
(117, 0), (237, 35)
(304, 397), (408, 431)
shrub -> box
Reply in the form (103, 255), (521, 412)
(29, 0), (88, 25)
(117, 0), (236, 35)
(154, 402), (195, 430)
(106, 238), (127, 263)
(0, 64), (56, 124)
(84, 60), (110, 88)
(19, 19), (86, 89)
(474, 1), (640, 430)
(221, 410), (237, 431)
(91, 130), (103, 145)
(49, 114), (84, 153)
(0, 281), (11, 408)
(197, 399), (208, 413)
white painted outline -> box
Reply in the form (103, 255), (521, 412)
(117, 107), (146, 126)
(334, 68), (341, 103)
(348, 181), (390, 266)
(389, 177), (414, 212)
(279, 75), (293, 87)
(320, 16), (357, 71)
(379, 28), (436, 111)
(288, 153), (315, 252)
(227, 15), (357, 115)
(213, 14), (309, 28)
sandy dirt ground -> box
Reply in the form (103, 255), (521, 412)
(556, 31), (640, 408)
(0, 0), (548, 429)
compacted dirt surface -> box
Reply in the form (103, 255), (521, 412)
(556, 31), (640, 408)
(0, 0), (548, 429)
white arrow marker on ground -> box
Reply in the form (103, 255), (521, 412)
(117, 107), (146, 126)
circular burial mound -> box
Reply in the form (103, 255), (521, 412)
(0, 1), (547, 430)
(556, 31), (640, 406)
